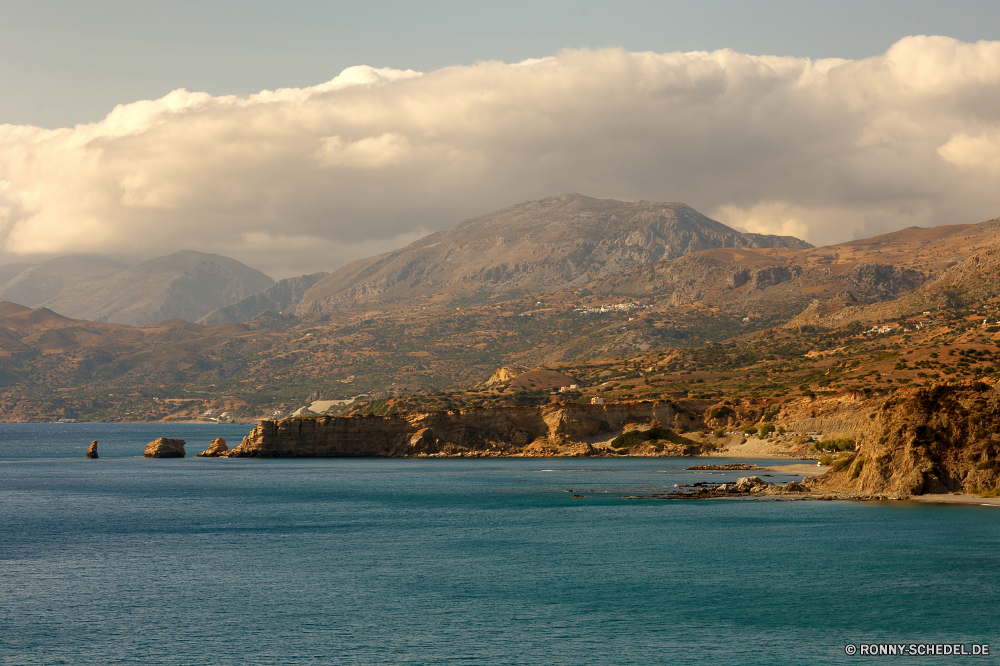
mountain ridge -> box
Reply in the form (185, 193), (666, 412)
(295, 193), (811, 313)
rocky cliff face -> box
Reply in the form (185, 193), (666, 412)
(810, 383), (1000, 496)
(226, 401), (705, 457)
(195, 438), (229, 457)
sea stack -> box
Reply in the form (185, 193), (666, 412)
(144, 438), (186, 458)
(85, 440), (99, 458)
(195, 438), (228, 457)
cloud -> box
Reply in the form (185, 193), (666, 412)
(2, 37), (1000, 277)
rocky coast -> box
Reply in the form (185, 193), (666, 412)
(210, 383), (1000, 503)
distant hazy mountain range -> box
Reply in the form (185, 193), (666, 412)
(0, 194), (813, 326)
(0, 250), (274, 326)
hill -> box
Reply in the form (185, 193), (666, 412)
(295, 193), (811, 313)
(37, 250), (275, 326)
(0, 255), (131, 307)
(198, 272), (328, 325)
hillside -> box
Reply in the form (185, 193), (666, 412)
(198, 272), (328, 325)
(295, 193), (811, 313)
(0, 255), (131, 307)
(39, 250), (275, 326)
(0, 199), (998, 440)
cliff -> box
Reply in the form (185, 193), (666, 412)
(225, 401), (706, 457)
(809, 383), (1000, 496)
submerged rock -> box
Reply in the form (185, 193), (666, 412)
(144, 438), (186, 458)
(85, 440), (99, 459)
(196, 438), (228, 457)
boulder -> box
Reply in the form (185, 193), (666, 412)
(734, 476), (769, 492)
(144, 437), (186, 458)
(195, 437), (228, 457)
(85, 440), (99, 459)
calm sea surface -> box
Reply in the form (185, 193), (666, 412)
(1, 424), (997, 665)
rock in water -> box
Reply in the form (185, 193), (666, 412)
(196, 438), (228, 457)
(734, 476), (768, 492)
(144, 437), (186, 458)
(86, 440), (99, 459)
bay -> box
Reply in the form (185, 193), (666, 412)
(1, 424), (997, 665)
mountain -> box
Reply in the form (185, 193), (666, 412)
(197, 272), (328, 325)
(0, 263), (37, 286)
(0, 255), (130, 307)
(40, 250), (274, 326)
(295, 193), (811, 313)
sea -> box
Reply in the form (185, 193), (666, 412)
(1, 423), (997, 665)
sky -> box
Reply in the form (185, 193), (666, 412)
(2, 1), (999, 278)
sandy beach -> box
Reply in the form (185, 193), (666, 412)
(909, 494), (1000, 506)
(762, 463), (827, 476)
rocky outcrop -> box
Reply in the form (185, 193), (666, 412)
(85, 440), (99, 458)
(716, 476), (769, 493)
(144, 437), (186, 458)
(195, 438), (228, 457)
(809, 383), (1000, 496)
(225, 401), (703, 458)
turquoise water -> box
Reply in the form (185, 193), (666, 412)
(1, 424), (997, 665)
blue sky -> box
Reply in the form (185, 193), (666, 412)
(4, 0), (999, 128)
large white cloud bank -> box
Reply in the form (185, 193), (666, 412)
(2, 36), (1000, 277)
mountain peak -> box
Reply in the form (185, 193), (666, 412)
(297, 194), (811, 312)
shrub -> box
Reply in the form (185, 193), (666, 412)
(819, 455), (833, 466)
(713, 429), (726, 438)
(850, 457), (866, 479)
(709, 406), (734, 420)
(815, 438), (856, 452)
(759, 423), (776, 437)
(832, 454), (857, 472)
(609, 426), (699, 449)
(742, 425), (759, 435)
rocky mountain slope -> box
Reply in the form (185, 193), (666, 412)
(198, 272), (327, 325)
(295, 193), (811, 313)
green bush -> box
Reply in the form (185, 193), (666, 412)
(815, 438), (855, 452)
(850, 457), (866, 479)
(819, 455), (833, 466)
(713, 428), (726, 438)
(709, 406), (734, 420)
(759, 423), (776, 437)
(610, 426), (699, 449)
(832, 454), (857, 472)
(742, 425), (759, 435)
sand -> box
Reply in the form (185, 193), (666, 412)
(762, 463), (828, 476)
(909, 494), (1000, 506)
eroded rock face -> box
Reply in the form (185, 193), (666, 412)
(225, 401), (700, 458)
(195, 438), (228, 457)
(144, 437), (186, 458)
(85, 440), (99, 459)
(810, 384), (1000, 496)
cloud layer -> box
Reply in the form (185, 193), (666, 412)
(2, 36), (999, 278)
